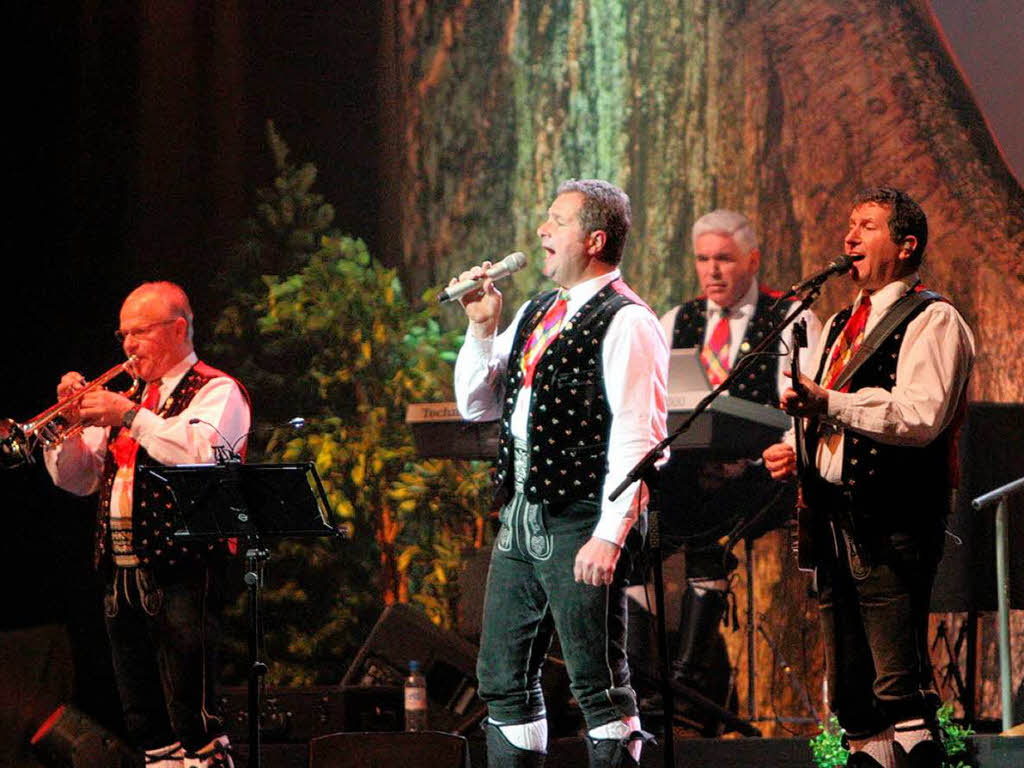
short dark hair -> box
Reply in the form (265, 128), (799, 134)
(556, 179), (632, 266)
(852, 187), (928, 268)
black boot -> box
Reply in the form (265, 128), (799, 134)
(845, 752), (888, 767)
(586, 736), (640, 768)
(895, 738), (945, 768)
(670, 585), (734, 734)
(483, 721), (546, 768)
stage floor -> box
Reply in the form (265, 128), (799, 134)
(231, 733), (1024, 768)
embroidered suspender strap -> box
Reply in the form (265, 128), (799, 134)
(829, 287), (940, 393)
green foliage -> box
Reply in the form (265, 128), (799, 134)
(809, 716), (847, 768)
(809, 705), (975, 768)
(936, 703), (975, 768)
(210, 120), (338, 425)
(217, 126), (493, 685)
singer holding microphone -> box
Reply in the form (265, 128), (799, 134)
(762, 188), (974, 768)
(44, 281), (250, 768)
(453, 179), (668, 768)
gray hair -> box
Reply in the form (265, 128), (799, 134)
(691, 209), (758, 256)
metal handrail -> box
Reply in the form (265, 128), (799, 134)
(972, 474), (1024, 733)
(972, 476), (1024, 512)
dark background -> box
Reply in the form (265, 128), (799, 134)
(2, 0), (382, 612)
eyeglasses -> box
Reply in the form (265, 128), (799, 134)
(115, 318), (179, 343)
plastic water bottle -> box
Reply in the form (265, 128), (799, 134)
(404, 660), (428, 731)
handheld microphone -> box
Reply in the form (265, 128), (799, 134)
(437, 252), (528, 303)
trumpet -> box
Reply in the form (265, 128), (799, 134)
(0, 356), (139, 468)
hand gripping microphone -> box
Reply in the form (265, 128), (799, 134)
(437, 252), (528, 303)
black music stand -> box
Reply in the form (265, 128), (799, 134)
(138, 462), (340, 768)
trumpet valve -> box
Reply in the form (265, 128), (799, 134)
(35, 417), (70, 447)
(0, 418), (33, 467)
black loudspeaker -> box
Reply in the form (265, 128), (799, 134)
(29, 704), (134, 768)
(932, 403), (1024, 612)
(230, 742), (309, 768)
(309, 731), (469, 768)
(0, 625), (74, 768)
(342, 603), (487, 734)
(218, 685), (404, 743)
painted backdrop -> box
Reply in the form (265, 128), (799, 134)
(380, 0), (1023, 401)
(377, 0), (1024, 732)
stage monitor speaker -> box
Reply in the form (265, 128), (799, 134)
(309, 730), (469, 768)
(342, 603), (486, 734)
(0, 625), (75, 768)
(29, 704), (134, 768)
(218, 685), (403, 743)
(932, 403), (1024, 612)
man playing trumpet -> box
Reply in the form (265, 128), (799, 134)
(44, 281), (250, 768)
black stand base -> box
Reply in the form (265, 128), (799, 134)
(645, 679), (760, 738)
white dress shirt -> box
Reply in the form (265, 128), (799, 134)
(659, 278), (822, 398)
(45, 352), (251, 496)
(455, 270), (669, 548)
(810, 274), (975, 483)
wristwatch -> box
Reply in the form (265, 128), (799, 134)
(121, 405), (141, 430)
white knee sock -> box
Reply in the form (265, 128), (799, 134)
(848, 726), (897, 768)
(894, 717), (934, 753)
(690, 578), (728, 594)
(588, 715), (643, 762)
(490, 717), (548, 752)
(183, 735), (233, 768)
(144, 741), (183, 767)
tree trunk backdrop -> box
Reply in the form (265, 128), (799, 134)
(379, 0), (1024, 734)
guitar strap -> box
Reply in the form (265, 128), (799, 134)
(801, 284), (938, 575)
(829, 284), (937, 392)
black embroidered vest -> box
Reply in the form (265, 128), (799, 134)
(95, 363), (250, 573)
(671, 286), (795, 405)
(810, 292), (958, 523)
(493, 280), (650, 507)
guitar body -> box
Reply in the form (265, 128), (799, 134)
(793, 485), (816, 572)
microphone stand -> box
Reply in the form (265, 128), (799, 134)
(211, 451), (268, 768)
(609, 283), (826, 765)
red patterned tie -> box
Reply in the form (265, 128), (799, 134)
(106, 383), (161, 564)
(109, 382), (160, 469)
(520, 291), (569, 387)
(822, 294), (872, 391)
(700, 310), (732, 387)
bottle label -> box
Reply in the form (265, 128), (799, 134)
(405, 687), (427, 711)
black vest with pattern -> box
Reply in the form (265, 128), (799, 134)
(493, 280), (649, 507)
(95, 363), (249, 573)
(670, 286), (795, 405)
(809, 291), (957, 521)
